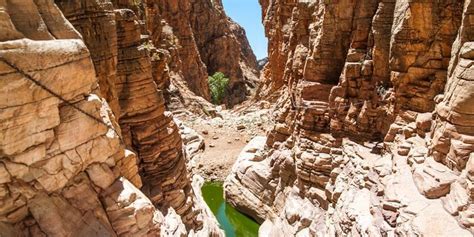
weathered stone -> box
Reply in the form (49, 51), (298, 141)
(101, 178), (162, 236)
(0, 163), (11, 184)
(1, 1), (222, 236)
(416, 113), (433, 133)
(225, 1), (473, 235)
(145, 0), (259, 106)
(55, 0), (121, 117)
(86, 163), (116, 189)
(413, 159), (458, 199)
(224, 136), (272, 223)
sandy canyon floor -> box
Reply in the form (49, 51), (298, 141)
(175, 103), (274, 181)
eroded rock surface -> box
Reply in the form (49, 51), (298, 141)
(226, 0), (474, 235)
(1, 0), (222, 236)
(0, 2), (158, 235)
(145, 0), (259, 107)
(54, 0), (121, 117)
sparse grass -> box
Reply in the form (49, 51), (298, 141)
(140, 41), (161, 61)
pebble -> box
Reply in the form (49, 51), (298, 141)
(237, 124), (246, 130)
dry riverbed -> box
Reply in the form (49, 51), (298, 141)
(175, 106), (274, 181)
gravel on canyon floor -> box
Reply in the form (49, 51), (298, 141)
(176, 106), (274, 181)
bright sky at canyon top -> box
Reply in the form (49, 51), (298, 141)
(222, 0), (268, 60)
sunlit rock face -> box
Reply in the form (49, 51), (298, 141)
(1, 0), (222, 236)
(53, 0), (121, 118)
(0, 1), (160, 235)
(226, 0), (474, 235)
(258, 0), (463, 139)
(431, 1), (474, 228)
(144, 0), (259, 107)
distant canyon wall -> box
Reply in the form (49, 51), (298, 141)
(145, 0), (259, 107)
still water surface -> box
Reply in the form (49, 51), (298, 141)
(202, 182), (259, 237)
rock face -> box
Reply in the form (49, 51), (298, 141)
(432, 1), (474, 229)
(145, 0), (259, 106)
(257, 57), (268, 71)
(53, 0), (121, 117)
(1, 0), (222, 236)
(226, 0), (474, 235)
(0, 1), (157, 235)
(258, 0), (463, 138)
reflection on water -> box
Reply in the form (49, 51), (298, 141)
(202, 182), (259, 237)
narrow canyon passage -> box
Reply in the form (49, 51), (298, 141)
(1, 0), (474, 237)
(174, 102), (275, 236)
(220, 1), (474, 236)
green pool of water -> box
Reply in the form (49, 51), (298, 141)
(202, 182), (260, 237)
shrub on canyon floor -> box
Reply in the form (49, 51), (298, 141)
(208, 72), (229, 104)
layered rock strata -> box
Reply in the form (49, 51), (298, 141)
(432, 0), (474, 229)
(258, 0), (463, 138)
(145, 0), (259, 106)
(142, 0), (215, 114)
(54, 0), (121, 117)
(1, 0), (222, 236)
(226, 0), (474, 235)
(0, 1), (160, 235)
(115, 7), (196, 226)
(57, 0), (225, 234)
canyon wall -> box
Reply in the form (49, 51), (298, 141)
(0, 0), (222, 236)
(226, 0), (474, 236)
(145, 0), (259, 107)
(0, 1), (157, 235)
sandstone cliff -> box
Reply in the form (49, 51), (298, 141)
(0, 1), (157, 235)
(226, 0), (474, 236)
(0, 0), (222, 236)
(145, 0), (259, 107)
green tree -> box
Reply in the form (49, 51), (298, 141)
(208, 72), (229, 104)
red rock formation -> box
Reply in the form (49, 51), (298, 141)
(143, 0), (209, 112)
(433, 1), (474, 229)
(226, 0), (474, 235)
(114, 8), (198, 227)
(259, 0), (463, 139)
(55, 0), (225, 233)
(146, 0), (259, 106)
(431, 1), (474, 172)
(55, 0), (121, 117)
(150, 0), (210, 100)
(0, 0), (222, 236)
(0, 1), (162, 235)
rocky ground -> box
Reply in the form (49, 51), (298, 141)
(175, 103), (275, 181)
